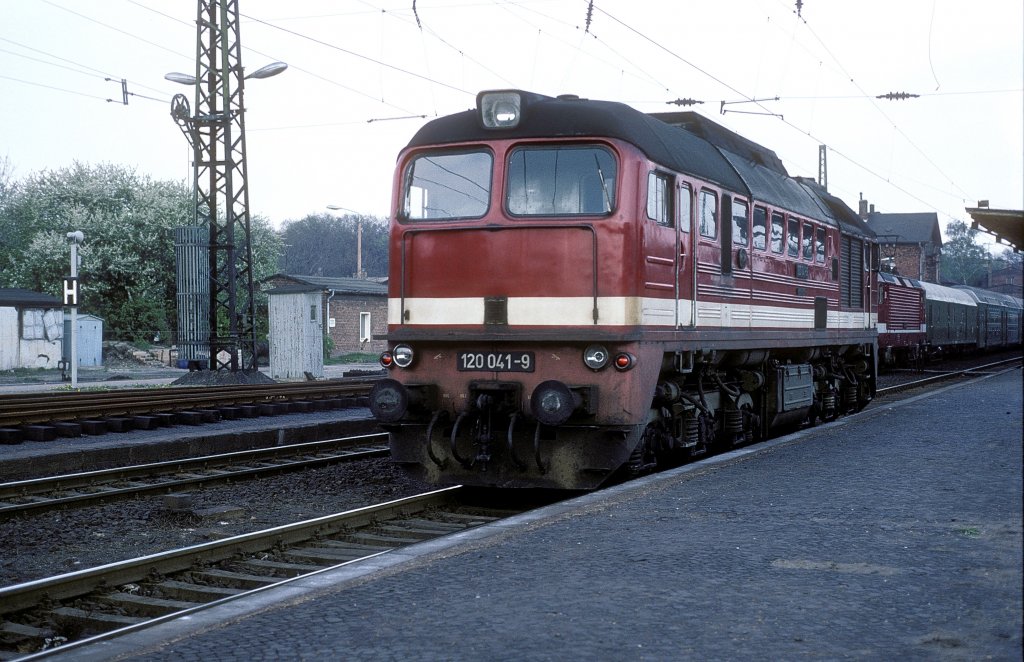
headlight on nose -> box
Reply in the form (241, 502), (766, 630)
(530, 380), (582, 427)
(583, 344), (609, 370)
(392, 344), (414, 368)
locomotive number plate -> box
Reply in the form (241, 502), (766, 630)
(457, 351), (534, 372)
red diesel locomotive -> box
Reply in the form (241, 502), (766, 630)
(369, 90), (878, 489)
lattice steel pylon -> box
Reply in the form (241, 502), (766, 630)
(169, 0), (265, 373)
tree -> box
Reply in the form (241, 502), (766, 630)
(0, 162), (281, 343)
(940, 220), (991, 285)
(280, 212), (388, 278)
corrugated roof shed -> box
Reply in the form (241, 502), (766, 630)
(0, 288), (62, 307)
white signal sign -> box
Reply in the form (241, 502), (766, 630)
(63, 277), (79, 306)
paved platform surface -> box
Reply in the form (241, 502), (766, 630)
(49, 367), (1022, 661)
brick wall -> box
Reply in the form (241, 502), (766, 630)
(883, 244), (939, 282)
(326, 294), (388, 355)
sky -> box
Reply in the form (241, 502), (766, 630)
(1, 0), (1022, 247)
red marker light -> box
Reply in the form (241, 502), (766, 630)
(380, 352), (394, 368)
(614, 353), (635, 371)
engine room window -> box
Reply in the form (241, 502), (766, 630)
(699, 190), (717, 239)
(732, 199), (749, 246)
(506, 145), (616, 216)
(678, 183), (692, 232)
(770, 212), (784, 253)
(402, 150), (492, 220)
(647, 172), (672, 227)
(802, 222), (814, 260)
(787, 218), (800, 257)
(752, 206), (767, 250)
(816, 227), (826, 263)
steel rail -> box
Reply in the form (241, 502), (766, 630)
(0, 487), (467, 616)
(0, 381), (375, 427)
(0, 487), (537, 661)
(0, 434), (390, 519)
(875, 356), (1021, 396)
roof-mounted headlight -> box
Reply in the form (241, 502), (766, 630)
(478, 91), (522, 129)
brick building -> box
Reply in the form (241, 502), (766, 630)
(261, 274), (387, 356)
(862, 207), (942, 282)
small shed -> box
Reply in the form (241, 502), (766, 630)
(266, 284), (324, 381)
(0, 288), (64, 370)
(63, 314), (104, 367)
(261, 274), (388, 356)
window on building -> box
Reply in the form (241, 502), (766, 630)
(699, 190), (717, 239)
(359, 312), (371, 343)
(770, 212), (784, 253)
(310, 305), (317, 322)
(753, 206), (767, 250)
(647, 172), (672, 227)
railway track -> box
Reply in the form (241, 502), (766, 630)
(0, 487), (544, 659)
(0, 434), (390, 520)
(875, 356), (1021, 397)
(0, 380), (375, 444)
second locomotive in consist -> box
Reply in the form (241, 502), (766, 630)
(370, 90), (878, 489)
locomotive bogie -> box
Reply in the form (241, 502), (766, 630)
(373, 338), (876, 489)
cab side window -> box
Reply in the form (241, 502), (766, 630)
(816, 227), (826, 263)
(802, 222), (814, 260)
(770, 212), (784, 253)
(699, 190), (718, 239)
(732, 199), (749, 246)
(647, 172), (672, 228)
(752, 206), (767, 250)
(787, 217), (800, 257)
(678, 183), (692, 233)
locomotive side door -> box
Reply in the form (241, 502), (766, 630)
(677, 182), (696, 327)
(641, 171), (679, 329)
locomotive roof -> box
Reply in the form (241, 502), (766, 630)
(406, 91), (873, 239)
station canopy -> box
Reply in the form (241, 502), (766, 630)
(965, 206), (1023, 252)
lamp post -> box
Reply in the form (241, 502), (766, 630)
(327, 205), (366, 279)
(164, 0), (287, 376)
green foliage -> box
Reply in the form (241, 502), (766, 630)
(0, 161), (282, 343)
(940, 220), (991, 285)
(280, 212), (388, 277)
(323, 334), (335, 358)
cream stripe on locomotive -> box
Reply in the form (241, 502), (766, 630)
(390, 297), (875, 330)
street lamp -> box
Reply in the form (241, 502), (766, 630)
(327, 205), (366, 279)
(165, 48), (287, 375)
(164, 61), (288, 86)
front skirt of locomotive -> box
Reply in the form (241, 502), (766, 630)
(385, 416), (640, 490)
(369, 339), (658, 490)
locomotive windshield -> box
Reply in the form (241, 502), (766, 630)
(506, 145), (616, 216)
(402, 150), (492, 221)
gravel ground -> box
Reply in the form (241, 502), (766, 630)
(0, 458), (430, 588)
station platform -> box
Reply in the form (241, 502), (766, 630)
(46, 367), (1022, 660)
